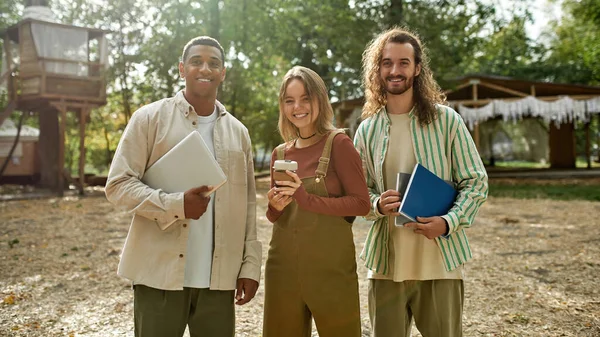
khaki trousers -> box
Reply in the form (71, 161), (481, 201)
(368, 279), (463, 337)
(134, 284), (235, 337)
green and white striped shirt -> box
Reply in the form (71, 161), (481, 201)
(353, 105), (488, 275)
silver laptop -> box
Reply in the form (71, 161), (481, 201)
(142, 131), (227, 196)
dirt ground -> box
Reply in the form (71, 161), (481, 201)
(1, 178), (599, 337)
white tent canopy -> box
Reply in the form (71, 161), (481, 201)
(456, 96), (600, 130)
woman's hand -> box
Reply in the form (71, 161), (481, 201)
(268, 170), (302, 212)
(274, 170), (302, 197)
(267, 187), (293, 212)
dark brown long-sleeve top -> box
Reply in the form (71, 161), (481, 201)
(266, 132), (371, 223)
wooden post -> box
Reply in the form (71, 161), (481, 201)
(597, 114), (600, 163)
(472, 82), (480, 150)
(39, 107), (58, 189)
(78, 107), (87, 195)
(585, 121), (591, 169)
(549, 122), (576, 169)
(57, 105), (67, 196)
(3, 37), (15, 101)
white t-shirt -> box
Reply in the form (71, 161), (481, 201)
(183, 106), (218, 288)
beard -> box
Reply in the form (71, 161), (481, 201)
(383, 75), (415, 96)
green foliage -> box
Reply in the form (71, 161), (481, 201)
(489, 181), (600, 201)
(461, 17), (548, 80)
(402, 0), (501, 86)
(0, 1), (22, 112)
(545, 0), (600, 85)
(0, 0), (21, 32)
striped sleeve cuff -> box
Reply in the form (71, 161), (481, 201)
(441, 212), (459, 239)
(373, 197), (385, 218)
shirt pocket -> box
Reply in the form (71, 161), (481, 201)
(228, 150), (247, 185)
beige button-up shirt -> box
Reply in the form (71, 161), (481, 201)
(105, 91), (261, 291)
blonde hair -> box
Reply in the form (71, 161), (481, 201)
(278, 66), (335, 142)
(361, 27), (446, 125)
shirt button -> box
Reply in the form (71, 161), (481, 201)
(183, 223), (187, 228)
(179, 254), (184, 258)
(174, 215), (179, 219)
(192, 121), (197, 126)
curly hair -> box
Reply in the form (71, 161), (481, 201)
(361, 27), (446, 125)
(277, 66), (335, 142)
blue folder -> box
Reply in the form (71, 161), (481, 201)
(397, 163), (457, 224)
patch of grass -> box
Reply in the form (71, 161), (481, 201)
(505, 312), (530, 325)
(485, 159), (600, 169)
(576, 158), (600, 168)
(489, 182), (600, 201)
(491, 161), (549, 169)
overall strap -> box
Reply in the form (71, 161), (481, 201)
(314, 130), (345, 181)
(275, 144), (286, 160)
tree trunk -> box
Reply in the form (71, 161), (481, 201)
(388, 0), (404, 28)
(104, 127), (112, 168)
(229, 0), (248, 117)
(209, 0), (222, 101)
(116, 35), (132, 123)
(596, 114), (600, 163)
(209, 0), (220, 40)
(120, 72), (132, 123)
(39, 108), (60, 189)
(260, 141), (272, 172)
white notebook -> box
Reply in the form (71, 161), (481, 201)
(142, 131), (227, 196)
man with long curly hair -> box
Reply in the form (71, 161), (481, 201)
(353, 27), (489, 337)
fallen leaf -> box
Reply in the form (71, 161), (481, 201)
(3, 294), (16, 305)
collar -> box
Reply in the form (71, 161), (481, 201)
(379, 105), (416, 124)
(174, 90), (228, 118)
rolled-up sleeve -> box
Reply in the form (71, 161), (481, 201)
(105, 109), (185, 230)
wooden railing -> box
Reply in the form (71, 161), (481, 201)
(37, 57), (105, 77)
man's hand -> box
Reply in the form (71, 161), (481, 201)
(183, 186), (211, 219)
(235, 278), (259, 305)
(377, 189), (401, 216)
(404, 216), (448, 240)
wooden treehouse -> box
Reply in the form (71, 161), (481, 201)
(1, 17), (109, 195)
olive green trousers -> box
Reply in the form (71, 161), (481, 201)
(368, 279), (464, 337)
(133, 284), (235, 337)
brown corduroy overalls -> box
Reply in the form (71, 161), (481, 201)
(263, 130), (361, 337)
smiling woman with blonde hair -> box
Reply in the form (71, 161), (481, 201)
(276, 66), (336, 142)
(262, 66), (370, 337)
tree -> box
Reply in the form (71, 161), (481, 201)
(461, 16), (548, 80)
(547, 0), (600, 85)
(546, 0), (600, 161)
